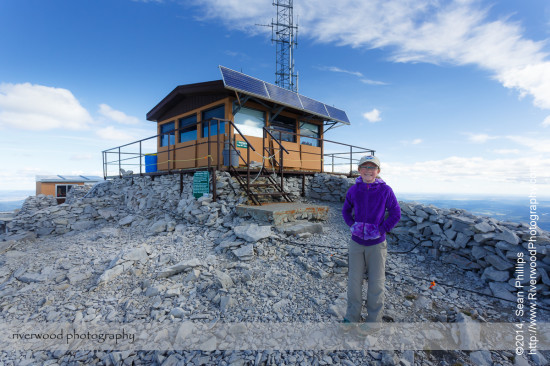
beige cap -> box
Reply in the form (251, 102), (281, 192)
(358, 155), (380, 168)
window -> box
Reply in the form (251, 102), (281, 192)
(234, 107), (265, 138)
(270, 114), (296, 142)
(202, 105), (225, 137)
(300, 122), (320, 147)
(179, 115), (197, 142)
(55, 184), (74, 198)
(160, 121), (175, 146)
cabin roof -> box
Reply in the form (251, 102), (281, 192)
(146, 70), (350, 126)
(146, 80), (228, 122)
(36, 175), (103, 183)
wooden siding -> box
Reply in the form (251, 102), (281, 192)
(155, 97), (325, 172)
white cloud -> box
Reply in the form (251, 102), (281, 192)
(0, 83), (93, 131)
(321, 66), (364, 78)
(383, 155), (550, 196)
(319, 66), (388, 85)
(96, 126), (135, 142)
(543, 115), (550, 127)
(466, 133), (499, 143)
(0, 167), (45, 191)
(400, 138), (423, 145)
(505, 135), (550, 154)
(492, 149), (520, 155)
(360, 79), (389, 86)
(70, 153), (94, 161)
(325, 154), (550, 195)
(98, 104), (141, 125)
(192, 0), (550, 110)
(363, 108), (381, 122)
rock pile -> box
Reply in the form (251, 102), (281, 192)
(308, 173), (354, 202)
(2, 171), (550, 365)
(390, 201), (550, 306)
(7, 175), (244, 237)
(6, 172), (331, 238)
(65, 184), (94, 204)
(17, 194), (57, 215)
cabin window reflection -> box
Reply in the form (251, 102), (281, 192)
(179, 114), (197, 143)
(160, 121), (175, 146)
(270, 115), (296, 143)
(300, 122), (320, 147)
(202, 105), (225, 137)
(234, 107), (265, 138)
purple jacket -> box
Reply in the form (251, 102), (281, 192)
(342, 177), (401, 246)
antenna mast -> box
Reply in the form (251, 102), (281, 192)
(271, 0), (298, 92)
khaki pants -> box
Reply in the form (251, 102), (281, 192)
(345, 239), (387, 323)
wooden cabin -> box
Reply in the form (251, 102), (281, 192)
(35, 175), (102, 204)
(146, 66), (350, 173)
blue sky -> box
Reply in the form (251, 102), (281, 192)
(1, 0), (549, 198)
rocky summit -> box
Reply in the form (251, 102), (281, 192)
(0, 173), (549, 365)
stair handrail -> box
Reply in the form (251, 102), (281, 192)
(263, 126), (291, 195)
(263, 127), (289, 154)
(225, 119), (256, 151)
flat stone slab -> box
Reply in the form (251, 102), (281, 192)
(235, 203), (329, 226)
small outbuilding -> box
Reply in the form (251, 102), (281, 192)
(36, 175), (102, 203)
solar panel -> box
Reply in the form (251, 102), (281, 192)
(219, 66), (350, 125)
(264, 83), (303, 110)
(325, 104), (350, 124)
(220, 66), (269, 99)
(298, 95), (330, 117)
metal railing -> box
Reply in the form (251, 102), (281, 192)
(102, 119), (375, 178)
(260, 127), (375, 175)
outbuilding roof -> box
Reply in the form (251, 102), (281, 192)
(36, 175), (103, 183)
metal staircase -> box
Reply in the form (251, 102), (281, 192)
(227, 125), (293, 206)
(228, 166), (292, 205)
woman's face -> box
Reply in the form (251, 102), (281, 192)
(359, 162), (380, 183)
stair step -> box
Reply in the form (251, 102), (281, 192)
(249, 183), (277, 187)
(252, 192), (288, 196)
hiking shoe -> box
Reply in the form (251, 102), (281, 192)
(339, 318), (354, 332)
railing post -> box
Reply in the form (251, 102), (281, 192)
(228, 119), (232, 169)
(208, 119), (211, 173)
(102, 151), (106, 178)
(246, 144), (250, 194)
(217, 119), (221, 170)
(320, 135), (324, 173)
(171, 132), (175, 170)
(139, 141), (142, 175)
(332, 154), (335, 173)
(349, 146), (353, 176)
(280, 141), (283, 190)
(212, 168), (217, 201)
(118, 147), (121, 177)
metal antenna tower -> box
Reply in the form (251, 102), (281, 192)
(271, 0), (298, 92)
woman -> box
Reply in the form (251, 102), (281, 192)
(341, 155), (401, 332)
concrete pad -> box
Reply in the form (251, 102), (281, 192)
(236, 202), (329, 226)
